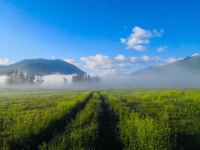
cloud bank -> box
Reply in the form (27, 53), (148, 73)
(0, 58), (10, 65)
(80, 54), (181, 75)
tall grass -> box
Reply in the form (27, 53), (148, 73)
(101, 91), (170, 150)
(40, 92), (101, 150)
(0, 91), (89, 149)
(2, 89), (200, 149)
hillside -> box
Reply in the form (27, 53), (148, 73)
(131, 55), (200, 87)
(0, 58), (85, 75)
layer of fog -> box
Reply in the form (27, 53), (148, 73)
(1, 67), (200, 91)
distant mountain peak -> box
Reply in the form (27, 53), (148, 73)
(131, 54), (200, 76)
(0, 58), (85, 75)
(130, 54), (200, 87)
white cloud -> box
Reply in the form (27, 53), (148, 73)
(81, 54), (127, 75)
(66, 54), (185, 75)
(65, 58), (75, 63)
(157, 46), (167, 52)
(0, 58), (10, 65)
(80, 54), (164, 75)
(81, 54), (114, 70)
(121, 26), (164, 51)
(61, 55), (184, 75)
(130, 57), (138, 63)
(167, 57), (182, 64)
(64, 58), (81, 67)
(141, 55), (151, 62)
(115, 54), (126, 62)
(192, 53), (200, 57)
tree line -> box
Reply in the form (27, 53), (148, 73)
(6, 70), (44, 85)
(6, 70), (101, 85)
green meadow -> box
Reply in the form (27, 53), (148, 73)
(1, 89), (200, 150)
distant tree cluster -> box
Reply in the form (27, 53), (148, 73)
(6, 70), (44, 85)
(72, 73), (101, 83)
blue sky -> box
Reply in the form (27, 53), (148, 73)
(0, 0), (200, 74)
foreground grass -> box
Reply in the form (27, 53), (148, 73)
(101, 91), (169, 150)
(1, 89), (200, 149)
(0, 91), (90, 149)
(40, 92), (101, 150)
(101, 89), (200, 149)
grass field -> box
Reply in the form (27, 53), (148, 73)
(1, 89), (200, 150)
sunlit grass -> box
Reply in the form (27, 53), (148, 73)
(0, 91), (89, 149)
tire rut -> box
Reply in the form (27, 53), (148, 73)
(96, 93), (123, 150)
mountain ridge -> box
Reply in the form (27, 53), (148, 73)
(130, 55), (200, 87)
(131, 55), (200, 76)
(0, 58), (85, 75)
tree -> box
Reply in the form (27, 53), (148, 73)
(6, 70), (44, 85)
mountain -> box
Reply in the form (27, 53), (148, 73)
(131, 55), (200, 87)
(0, 58), (85, 75)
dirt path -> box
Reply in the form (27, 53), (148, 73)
(10, 92), (93, 150)
(96, 94), (123, 150)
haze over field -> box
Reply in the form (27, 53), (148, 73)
(1, 55), (200, 89)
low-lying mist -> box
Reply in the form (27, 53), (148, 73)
(1, 69), (200, 91)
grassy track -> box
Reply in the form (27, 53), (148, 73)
(96, 93), (123, 150)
